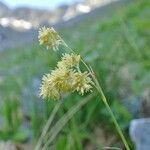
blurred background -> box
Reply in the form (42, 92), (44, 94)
(0, 0), (149, 149)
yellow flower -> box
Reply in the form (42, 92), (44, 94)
(39, 53), (93, 100)
(39, 67), (75, 100)
(39, 74), (60, 100)
(50, 67), (75, 92)
(38, 27), (62, 50)
(72, 72), (93, 95)
(38, 27), (94, 100)
(57, 53), (80, 69)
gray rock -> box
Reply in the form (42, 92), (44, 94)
(130, 118), (150, 150)
(0, 141), (17, 150)
(123, 96), (142, 118)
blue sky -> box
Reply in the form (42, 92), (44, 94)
(1, 0), (81, 10)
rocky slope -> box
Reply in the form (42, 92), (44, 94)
(0, 0), (125, 51)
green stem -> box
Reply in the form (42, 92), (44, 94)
(42, 94), (93, 149)
(35, 101), (62, 150)
(62, 39), (130, 149)
(63, 41), (93, 76)
(94, 78), (130, 150)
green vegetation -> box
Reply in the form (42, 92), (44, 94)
(0, 0), (149, 149)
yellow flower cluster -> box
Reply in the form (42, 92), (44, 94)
(57, 53), (80, 68)
(40, 53), (93, 100)
(38, 27), (62, 50)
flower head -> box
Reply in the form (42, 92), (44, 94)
(40, 68), (74, 100)
(72, 72), (93, 95)
(40, 53), (93, 100)
(38, 27), (62, 50)
(50, 67), (75, 92)
(39, 43), (93, 100)
(39, 74), (60, 100)
(57, 53), (80, 69)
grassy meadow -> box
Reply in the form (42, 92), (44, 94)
(0, 0), (149, 149)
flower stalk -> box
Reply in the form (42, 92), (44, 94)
(93, 77), (130, 150)
(65, 44), (130, 150)
(38, 27), (130, 150)
(35, 100), (62, 150)
(63, 36), (130, 150)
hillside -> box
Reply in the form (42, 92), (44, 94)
(0, 0), (130, 51)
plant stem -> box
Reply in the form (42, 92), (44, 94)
(42, 94), (93, 150)
(62, 39), (130, 150)
(103, 147), (122, 150)
(35, 101), (62, 150)
(94, 78), (130, 150)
